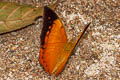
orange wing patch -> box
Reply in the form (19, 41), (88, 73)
(40, 6), (90, 76)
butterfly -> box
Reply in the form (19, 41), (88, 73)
(39, 6), (90, 76)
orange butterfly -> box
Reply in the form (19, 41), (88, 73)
(40, 6), (90, 76)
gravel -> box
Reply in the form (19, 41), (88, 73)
(0, 0), (120, 80)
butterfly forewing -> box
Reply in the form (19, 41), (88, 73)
(40, 6), (68, 75)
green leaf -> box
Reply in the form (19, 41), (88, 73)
(0, 0), (59, 34)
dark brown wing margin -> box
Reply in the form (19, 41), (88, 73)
(40, 6), (58, 46)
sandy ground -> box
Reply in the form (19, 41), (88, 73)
(0, 0), (120, 80)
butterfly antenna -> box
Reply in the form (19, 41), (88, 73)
(73, 23), (91, 48)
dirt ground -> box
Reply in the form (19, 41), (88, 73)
(0, 0), (120, 80)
